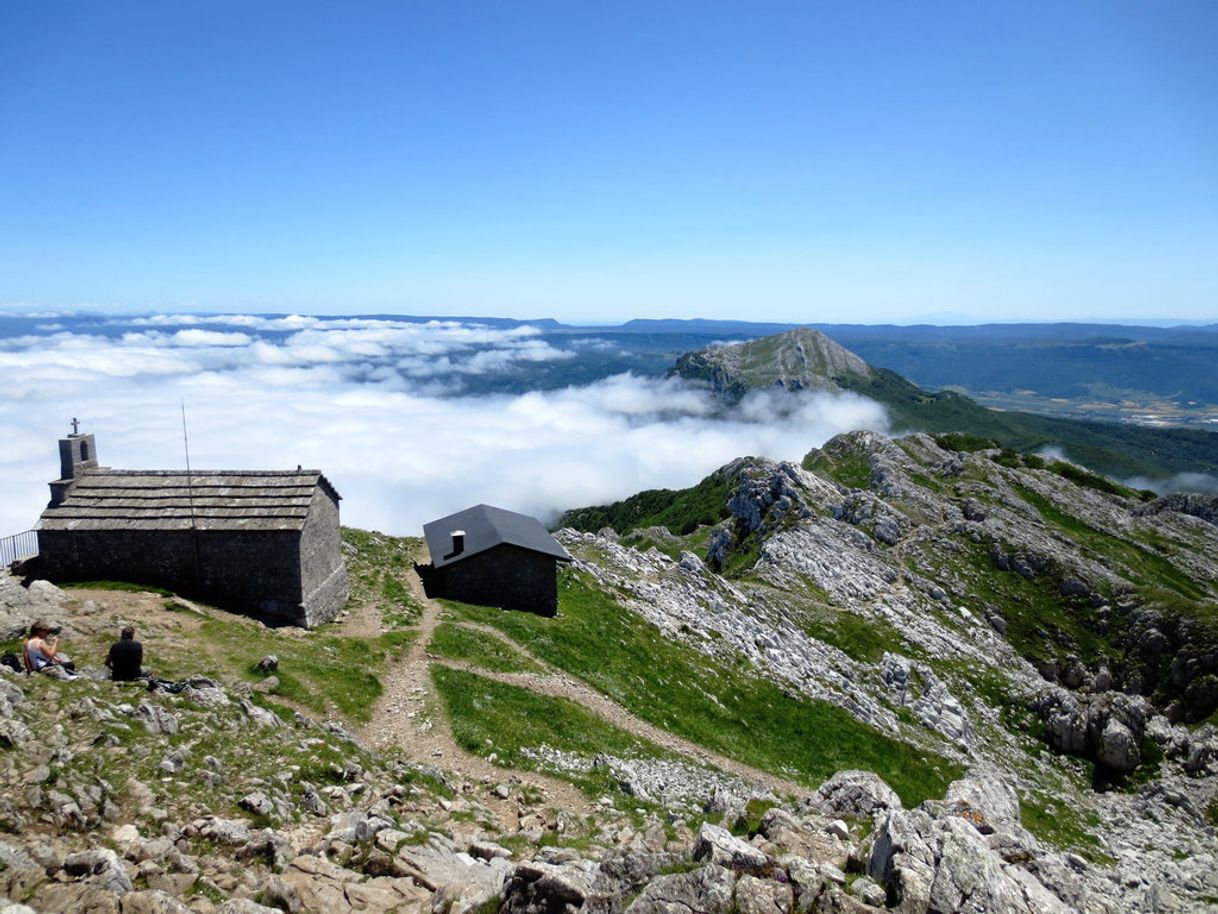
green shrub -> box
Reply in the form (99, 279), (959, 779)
(934, 433), (999, 453)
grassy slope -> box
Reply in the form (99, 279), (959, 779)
(430, 622), (543, 673)
(432, 664), (681, 806)
(443, 569), (962, 807)
(556, 470), (734, 536)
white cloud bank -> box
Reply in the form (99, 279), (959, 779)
(0, 315), (888, 537)
(1124, 473), (1218, 495)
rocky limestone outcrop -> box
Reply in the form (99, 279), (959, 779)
(1136, 493), (1218, 528)
(0, 573), (70, 641)
(570, 428), (1218, 761)
(2, 631), (1218, 913)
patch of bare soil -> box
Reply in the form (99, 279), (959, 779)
(54, 588), (206, 666)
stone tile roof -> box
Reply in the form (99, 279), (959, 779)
(423, 503), (573, 569)
(38, 470), (340, 532)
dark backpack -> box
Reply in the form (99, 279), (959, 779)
(0, 653), (22, 674)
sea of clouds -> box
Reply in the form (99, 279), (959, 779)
(0, 314), (889, 537)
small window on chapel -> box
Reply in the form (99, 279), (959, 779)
(80, 441), (90, 461)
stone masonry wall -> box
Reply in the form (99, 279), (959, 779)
(298, 487), (349, 627)
(441, 544), (560, 616)
(37, 528), (306, 625)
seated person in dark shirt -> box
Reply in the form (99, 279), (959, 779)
(106, 626), (144, 681)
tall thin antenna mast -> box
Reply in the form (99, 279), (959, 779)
(181, 401), (201, 586)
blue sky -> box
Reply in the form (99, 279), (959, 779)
(1, 1), (1215, 323)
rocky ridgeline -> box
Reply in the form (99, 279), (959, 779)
(557, 429), (1218, 910)
(571, 431), (1218, 761)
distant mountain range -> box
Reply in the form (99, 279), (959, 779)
(615, 320), (1218, 413)
(671, 329), (1218, 482)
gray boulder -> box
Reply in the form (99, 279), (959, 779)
(135, 701), (179, 736)
(214, 901), (284, 914)
(930, 818), (1072, 914)
(239, 791), (276, 818)
(624, 864), (737, 914)
(259, 874), (303, 914)
(867, 807), (937, 888)
(734, 874), (794, 914)
(196, 816), (253, 845)
(943, 775), (1021, 834)
(810, 770), (902, 819)
(239, 698), (283, 729)
(847, 875), (886, 907)
(502, 858), (599, 914)
(62, 847), (133, 894)
(692, 822), (769, 871)
(116, 890), (194, 913)
(1097, 718), (1140, 773)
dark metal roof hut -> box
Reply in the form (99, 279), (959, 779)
(36, 430), (349, 628)
(423, 504), (572, 616)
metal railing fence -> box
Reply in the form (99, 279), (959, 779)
(0, 530), (38, 566)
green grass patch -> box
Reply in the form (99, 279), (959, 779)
(187, 877), (226, 904)
(992, 448), (1024, 469)
(621, 531), (686, 562)
(802, 449), (872, 489)
(153, 617), (413, 724)
(1047, 461), (1141, 500)
(379, 573), (423, 628)
(341, 527), (424, 627)
(906, 471), (946, 493)
(716, 533), (762, 578)
(444, 570), (962, 806)
(431, 665), (676, 803)
(730, 798), (779, 837)
(1019, 795), (1113, 864)
(793, 606), (908, 663)
(934, 433), (999, 453)
(429, 623), (543, 673)
(61, 580), (174, 596)
(1120, 737), (1165, 792)
(941, 540), (1111, 664)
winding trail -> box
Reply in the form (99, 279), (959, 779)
(357, 570), (592, 817)
(360, 558), (811, 808)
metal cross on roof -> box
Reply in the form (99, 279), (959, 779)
(71, 417), (80, 435)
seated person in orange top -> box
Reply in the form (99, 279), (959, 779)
(105, 626), (144, 681)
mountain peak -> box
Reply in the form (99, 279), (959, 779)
(672, 327), (873, 397)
